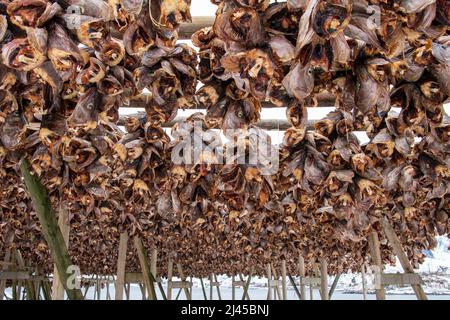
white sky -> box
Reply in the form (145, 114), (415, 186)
(119, 0), (450, 145)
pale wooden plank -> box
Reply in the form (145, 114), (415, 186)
(115, 232), (128, 300)
(368, 231), (386, 300)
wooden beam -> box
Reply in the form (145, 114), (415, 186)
(150, 249), (157, 280)
(20, 159), (83, 300)
(177, 264), (191, 300)
(328, 273), (341, 300)
(241, 270), (253, 301)
(134, 237), (157, 300)
(320, 258), (329, 300)
(368, 231), (386, 300)
(0, 249), (11, 300)
(288, 275), (301, 300)
(238, 273), (251, 300)
(170, 281), (192, 289)
(167, 257), (173, 300)
(362, 265), (367, 301)
(178, 17), (215, 40)
(232, 275), (236, 300)
(200, 278), (208, 300)
(382, 220), (428, 300)
(281, 260), (287, 300)
(52, 205), (70, 300)
(298, 254), (306, 300)
(214, 273), (222, 300)
(380, 273), (424, 286)
(115, 232), (128, 300)
(266, 264), (272, 300)
(270, 263), (282, 300)
(14, 250), (36, 300)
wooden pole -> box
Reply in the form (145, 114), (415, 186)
(266, 264), (272, 300)
(0, 249), (11, 300)
(150, 248), (157, 279)
(241, 270), (253, 301)
(288, 275), (301, 299)
(232, 274), (236, 300)
(167, 256), (173, 300)
(200, 278), (208, 300)
(52, 205), (70, 300)
(368, 231), (386, 300)
(14, 250), (36, 300)
(382, 219), (428, 300)
(362, 265), (367, 301)
(190, 276), (193, 299)
(320, 258), (329, 300)
(134, 237), (157, 300)
(115, 232), (128, 300)
(298, 255), (306, 300)
(209, 273), (213, 300)
(214, 273), (222, 300)
(281, 260), (287, 300)
(239, 273), (251, 300)
(271, 263), (282, 300)
(328, 273), (341, 299)
(20, 159), (83, 300)
(176, 263), (191, 300)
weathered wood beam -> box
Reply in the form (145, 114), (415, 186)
(328, 273), (341, 300)
(0, 249), (11, 300)
(238, 273), (251, 300)
(52, 205), (70, 300)
(177, 264), (191, 300)
(134, 237), (157, 300)
(115, 232), (128, 300)
(167, 257), (173, 300)
(281, 261), (287, 300)
(288, 275), (301, 299)
(213, 273), (222, 300)
(14, 250), (36, 300)
(200, 278), (208, 300)
(298, 254), (306, 300)
(266, 264), (272, 301)
(20, 159), (83, 300)
(380, 273), (424, 286)
(361, 265), (367, 301)
(368, 231), (386, 300)
(382, 219), (428, 300)
(241, 269), (253, 301)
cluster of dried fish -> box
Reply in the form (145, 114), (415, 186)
(1, 0), (450, 278)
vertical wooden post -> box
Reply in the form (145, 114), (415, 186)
(320, 258), (329, 300)
(167, 256), (173, 300)
(52, 206), (70, 300)
(189, 276), (193, 299)
(200, 278), (208, 300)
(14, 250), (36, 300)
(298, 254), (305, 300)
(270, 263), (281, 299)
(241, 270), (252, 301)
(214, 273), (222, 300)
(20, 159), (83, 300)
(328, 273), (341, 299)
(134, 237), (157, 300)
(266, 264), (272, 300)
(0, 249), (11, 300)
(362, 264), (367, 301)
(115, 232), (128, 300)
(176, 263), (191, 300)
(150, 248), (157, 279)
(106, 276), (111, 300)
(368, 231), (386, 300)
(281, 260), (287, 300)
(239, 273), (251, 300)
(209, 273), (213, 300)
(382, 220), (428, 300)
(232, 274), (236, 300)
